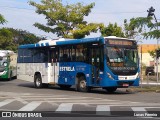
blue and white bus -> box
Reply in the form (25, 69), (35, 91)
(17, 36), (140, 92)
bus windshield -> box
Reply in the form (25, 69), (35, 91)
(106, 46), (138, 75)
(0, 57), (7, 67)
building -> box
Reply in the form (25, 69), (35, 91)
(138, 44), (157, 67)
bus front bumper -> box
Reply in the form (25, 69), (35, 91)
(102, 79), (140, 88)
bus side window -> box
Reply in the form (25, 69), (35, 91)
(59, 47), (72, 62)
(51, 49), (58, 63)
(18, 49), (23, 63)
(63, 54), (68, 61)
(71, 47), (76, 61)
(77, 49), (83, 61)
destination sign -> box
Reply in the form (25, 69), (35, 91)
(109, 62), (124, 67)
(106, 39), (135, 46)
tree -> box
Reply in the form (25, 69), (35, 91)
(29, 0), (103, 39)
(0, 28), (13, 50)
(148, 50), (156, 58)
(126, 17), (156, 39)
(0, 28), (42, 52)
(101, 23), (125, 37)
(0, 14), (7, 25)
(129, 16), (160, 57)
(124, 18), (137, 39)
(8, 28), (41, 45)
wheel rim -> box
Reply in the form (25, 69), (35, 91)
(80, 80), (86, 89)
(36, 78), (41, 87)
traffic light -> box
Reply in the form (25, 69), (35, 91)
(147, 6), (155, 17)
(156, 49), (160, 58)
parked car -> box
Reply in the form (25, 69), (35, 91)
(145, 66), (155, 75)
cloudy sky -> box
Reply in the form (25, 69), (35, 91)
(0, 0), (160, 44)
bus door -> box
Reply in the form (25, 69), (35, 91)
(50, 48), (59, 84)
(90, 46), (101, 85)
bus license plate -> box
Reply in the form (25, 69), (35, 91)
(123, 84), (129, 87)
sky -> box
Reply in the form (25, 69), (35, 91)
(0, 0), (160, 44)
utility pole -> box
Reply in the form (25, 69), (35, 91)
(147, 6), (159, 85)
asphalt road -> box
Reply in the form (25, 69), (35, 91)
(0, 79), (160, 120)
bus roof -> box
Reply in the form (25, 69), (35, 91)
(104, 36), (135, 41)
(18, 37), (103, 49)
(18, 36), (136, 49)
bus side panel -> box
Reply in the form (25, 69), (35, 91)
(58, 62), (90, 85)
(17, 63), (48, 83)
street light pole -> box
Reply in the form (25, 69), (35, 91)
(156, 37), (159, 86)
(136, 40), (143, 88)
(154, 14), (159, 86)
(141, 43), (143, 88)
(137, 40), (143, 88)
(147, 6), (159, 86)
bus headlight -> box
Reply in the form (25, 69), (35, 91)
(0, 71), (7, 76)
(136, 72), (140, 79)
(107, 72), (114, 80)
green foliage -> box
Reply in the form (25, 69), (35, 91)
(148, 47), (160, 59)
(101, 23), (124, 37)
(143, 30), (160, 39)
(125, 16), (160, 58)
(0, 14), (7, 25)
(72, 23), (104, 39)
(8, 28), (41, 45)
(123, 18), (143, 39)
(148, 50), (156, 58)
(127, 16), (160, 39)
(29, 0), (103, 39)
(0, 28), (42, 52)
(0, 28), (13, 50)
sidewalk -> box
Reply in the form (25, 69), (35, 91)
(140, 81), (160, 85)
(140, 76), (160, 85)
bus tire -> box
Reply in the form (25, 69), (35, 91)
(59, 85), (71, 89)
(105, 87), (117, 93)
(34, 74), (43, 88)
(77, 76), (88, 92)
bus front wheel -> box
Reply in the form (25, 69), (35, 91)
(34, 74), (43, 88)
(77, 76), (88, 92)
(105, 87), (117, 93)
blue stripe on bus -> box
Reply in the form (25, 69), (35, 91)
(45, 43), (49, 46)
(35, 43), (40, 47)
(41, 43), (44, 47)
(18, 44), (35, 48)
(18, 42), (49, 48)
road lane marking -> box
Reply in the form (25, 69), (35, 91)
(96, 105), (110, 115)
(55, 103), (73, 112)
(18, 101), (42, 111)
(131, 107), (147, 112)
(0, 99), (15, 107)
(13, 97), (28, 104)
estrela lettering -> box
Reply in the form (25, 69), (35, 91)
(60, 67), (75, 71)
